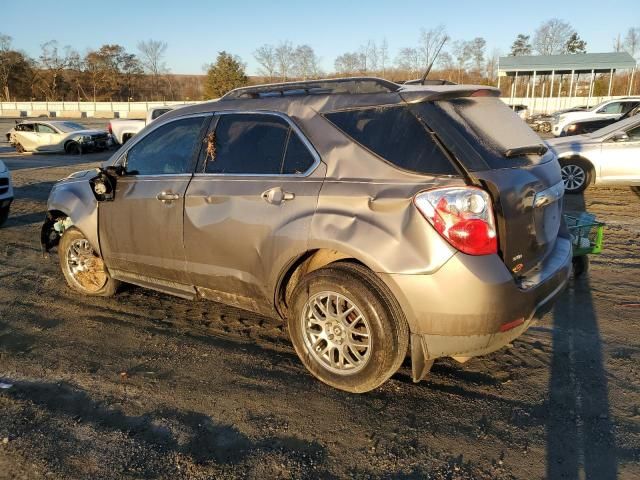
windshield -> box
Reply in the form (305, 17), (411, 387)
(56, 122), (87, 132)
(588, 115), (640, 138)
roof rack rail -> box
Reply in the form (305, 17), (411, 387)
(220, 77), (400, 100)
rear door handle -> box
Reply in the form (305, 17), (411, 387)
(262, 187), (295, 205)
(156, 191), (180, 202)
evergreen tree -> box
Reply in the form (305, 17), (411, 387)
(204, 51), (247, 99)
(510, 34), (532, 56)
(565, 32), (587, 54)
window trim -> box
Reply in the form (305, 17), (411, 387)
(114, 112), (213, 178)
(195, 110), (321, 178)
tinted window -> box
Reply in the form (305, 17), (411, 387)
(126, 116), (205, 175)
(151, 108), (171, 120)
(283, 132), (316, 174)
(37, 124), (57, 134)
(627, 125), (640, 141)
(205, 114), (291, 175)
(324, 106), (456, 175)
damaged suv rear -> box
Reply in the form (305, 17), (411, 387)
(42, 77), (571, 393)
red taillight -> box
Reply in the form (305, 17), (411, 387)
(414, 187), (498, 256)
(107, 122), (113, 134)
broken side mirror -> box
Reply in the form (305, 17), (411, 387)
(89, 167), (118, 202)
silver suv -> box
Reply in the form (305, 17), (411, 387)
(42, 78), (572, 393)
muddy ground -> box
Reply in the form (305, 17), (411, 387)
(0, 118), (639, 479)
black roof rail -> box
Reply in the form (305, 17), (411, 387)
(220, 77), (401, 100)
(403, 78), (457, 86)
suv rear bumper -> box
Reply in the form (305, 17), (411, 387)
(379, 236), (572, 360)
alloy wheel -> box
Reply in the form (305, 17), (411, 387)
(561, 164), (586, 191)
(300, 291), (372, 375)
(65, 238), (108, 292)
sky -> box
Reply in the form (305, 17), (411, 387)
(3, 0), (639, 75)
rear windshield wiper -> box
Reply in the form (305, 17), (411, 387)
(503, 144), (548, 158)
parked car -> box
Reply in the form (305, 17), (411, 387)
(108, 106), (174, 145)
(559, 105), (640, 137)
(41, 77), (572, 393)
(551, 98), (640, 136)
(6, 121), (111, 154)
(547, 114), (640, 193)
(0, 160), (13, 227)
(510, 104), (528, 120)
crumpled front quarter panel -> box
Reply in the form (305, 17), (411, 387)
(47, 177), (100, 254)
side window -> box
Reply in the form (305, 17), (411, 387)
(205, 114), (290, 174)
(37, 124), (56, 134)
(126, 116), (206, 175)
(621, 102), (639, 114)
(598, 102), (623, 114)
(151, 108), (171, 120)
(626, 125), (640, 141)
(324, 106), (456, 175)
(282, 132), (316, 174)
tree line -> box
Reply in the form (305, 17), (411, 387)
(1, 19), (639, 101)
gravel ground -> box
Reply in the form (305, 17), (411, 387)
(0, 118), (639, 479)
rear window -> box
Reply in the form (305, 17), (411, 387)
(414, 97), (551, 170)
(324, 105), (457, 175)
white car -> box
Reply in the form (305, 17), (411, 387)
(547, 115), (640, 193)
(108, 106), (174, 144)
(6, 121), (111, 154)
(551, 98), (640, 136)
(0, 160), (13, 227)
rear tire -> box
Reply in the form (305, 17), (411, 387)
(288, 262), (409, 393)
(560, 159), (592, 194)
(0, 205), (9, 227)
(15, 143), (25, 153)
(572, 255), (589, 277)
(59, 227), (119, 296)
(65, 141), (81, 155)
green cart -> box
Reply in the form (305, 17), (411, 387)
(564, 212), (605, 277)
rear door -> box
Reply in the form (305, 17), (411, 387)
(599, 124), (640, 183)
(183, 111), (324, 314)
(35, 123), (58, 151)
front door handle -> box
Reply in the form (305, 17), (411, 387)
(156, 191), (180, 203)
(262, 187), (295, 205)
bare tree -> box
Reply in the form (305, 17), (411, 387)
(38, 40), (76, 100)
(274, 41), (295, 80)
(486, 48), (501, 83)
(532, 19), (574, 55)
(254, 44), (277, 81)
(334, 52), (365, 75)
(418, 25), (447, 68)
(137, 39), (168, 97)
(292, 45), (321, 79)
(613, 33), (624, 52)
(468, 37), (486, 72)
(379, 38), (389, 76)
(452, 40), (473, 83)
(625, 27), (640, 58)
(395, 47), (421, 78)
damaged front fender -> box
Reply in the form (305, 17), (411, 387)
(42, 175), (101, 255)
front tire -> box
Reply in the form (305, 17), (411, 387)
(15, 143), (25, 153)
(59, 227), (119, 296)
(0, 205), (9, 227)
(560, 159), (592, 194)
(288, 262), (409, 393)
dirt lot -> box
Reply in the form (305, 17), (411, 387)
(0, 118), (639, 479)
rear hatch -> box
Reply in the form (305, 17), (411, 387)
(407, 95), (564, 277)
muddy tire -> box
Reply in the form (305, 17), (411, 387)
(0, 205), (9, 227)
(59, 227), (119, 296)
(560, 158), (592, 194)
(288, 262), (409, 393)
(15, 143), (25, 153)
(65, 141), (81, 155)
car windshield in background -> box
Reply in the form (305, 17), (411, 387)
(56, 122), (87, 133)
(589, 115), (640, 138)
(413, 97), (551, 170)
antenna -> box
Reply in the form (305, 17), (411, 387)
(420, 36), (449, 85)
